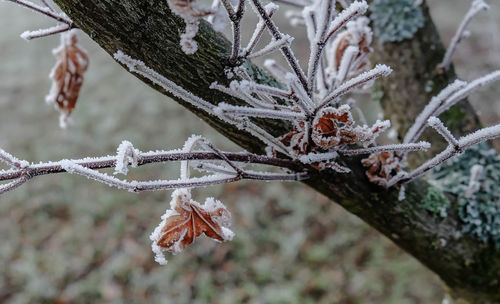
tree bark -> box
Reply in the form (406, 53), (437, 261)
(53, 0), (500, 302)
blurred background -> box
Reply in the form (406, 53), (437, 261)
(0, 0), (499, 303)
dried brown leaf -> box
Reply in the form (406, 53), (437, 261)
(150, 189), (234, 265)
(362, 151), (402, 187)
(46, 30), (88, 128)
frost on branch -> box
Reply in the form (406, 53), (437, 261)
(150, 189), (234, 265)
(45, 30), (88, 128)
(167, 0), (220, 54)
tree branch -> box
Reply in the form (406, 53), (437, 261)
(46, 0), (500, 302)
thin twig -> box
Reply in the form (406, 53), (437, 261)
(5, 0), (73, 24)
(250, 0), (308, 92)
(439, 0), (490, 70)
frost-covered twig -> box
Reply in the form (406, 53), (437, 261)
(428, 117), (459, 148)
(0, 148), (29, 169)
(404, 80), (467, 144)
(394, 117), (500, 185)
(250, 0), (308, 91)
(306, 0), (368, 94)
(20, 23), (73, 40)
(215, 103), (306, 121)
(439, 0), (490, 70)
(5, 0), (77, 39)
(241, 3), (278, 58)
(247, 35), (294, 59)
(5, 0), (73, 24)
(317, 64), (392, 110)
(434, 71), (500, 117)
(221, 0), (246, 62)
(0, 140), (306, 195)
(340, 141), (430, 156)
(404, 71), (500, 148)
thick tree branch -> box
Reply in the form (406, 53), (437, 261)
(52, 0), (500, 302)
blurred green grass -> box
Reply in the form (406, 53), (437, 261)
(0, 1), (499, 303)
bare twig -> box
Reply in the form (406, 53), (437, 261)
(250, 0), (308, 91)
(439, 0), (490, 70)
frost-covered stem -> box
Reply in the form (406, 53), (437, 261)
(324, 0), (368, 42)
(428, 117), (459, 148)
(335, 46), (359, 87)
(249, 82), (291, 99)
(250, 0), (308, 91)
(21, 23), (74, 40)
(434, 71), (500, 117)
(241, 4), (277, 58)
(247, 35), (293, 59)
(0, 148), (27, 169)
(288, 76), (315, 116)
(221, 0), (246, 62)
(398, 120), (500, 185)
(316, 64), (392, 111)
(215, 103), (306, 121)
(438, 0), (490, 70)
(59, 160), (306, 192)
(114, 51), (215, 114)
(5, 0), (73, 24)
(403, 80), (467, 145)
(339, 141), (430, 156)
(0, 150), (302, 183)
(200, 140), (243, 174)
(306, 0), (334, 94)
(307, 1), (368, 94)
(0, 176), (29, 195)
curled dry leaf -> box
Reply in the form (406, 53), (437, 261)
(150, 189), (234, 265)
(311, 105), (388, 149)
(46, 30), (88, 128)
(280, 120), (309, 156)
(362, 151), (402, 187)
(328, 17), (372, 76)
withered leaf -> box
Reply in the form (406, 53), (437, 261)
(46, 30), (88, 128)
(150, 189), (234, 265)
(362, 151), (402, 187)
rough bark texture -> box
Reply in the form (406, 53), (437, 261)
(53, 0), (500, 302)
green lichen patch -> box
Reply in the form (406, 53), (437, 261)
(422, 187), (450, 218)
(431, 143), (500, 247)
(369, 0), (425, 44)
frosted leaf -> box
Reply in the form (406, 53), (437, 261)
(46, 30), (88, 128)
(311, 105), (389, 149)
(362, 151), (402, 187)
(149, 189), (234, 265)
(327, 16), (372, 80)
